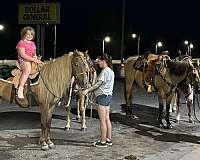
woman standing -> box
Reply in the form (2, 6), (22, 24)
(82, 54), (114, 147)
(16, 26), (41, 99)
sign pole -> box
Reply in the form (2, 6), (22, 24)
(41, 25), (45, 60)
(36, 24), (40, 56)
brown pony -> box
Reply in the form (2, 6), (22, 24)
(124, 54), (200, 129)
(65, 51), (97, 131)
(0, 50), (90, 150)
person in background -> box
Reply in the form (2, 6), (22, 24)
(16, 26), (41, 99)
(81, 54), (115, 147)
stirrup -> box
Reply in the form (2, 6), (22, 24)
(17, 87), (25, 99)
(147, 85), (152, 93)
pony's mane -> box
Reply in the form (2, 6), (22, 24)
(166, 60), (191, 76)
(40, 52), (73, 97)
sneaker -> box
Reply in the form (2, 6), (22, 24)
(94, 140), (107, 148)
(106, 139), (113, 146)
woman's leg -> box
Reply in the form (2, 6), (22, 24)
(105, 107), (112, 140)
(97, 106), (107, 142)
(18, 61), (31, 98)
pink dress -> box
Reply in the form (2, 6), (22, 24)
(16, 40), (36, 64)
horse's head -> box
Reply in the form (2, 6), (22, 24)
(154, 54), (171, 73)
(84, 50), (96, 72)
(72, 49), (90, 89)
(187, 65), (200, 94)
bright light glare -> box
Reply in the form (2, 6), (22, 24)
(104, 36), (111, 42)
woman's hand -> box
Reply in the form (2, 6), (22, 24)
(81, 89), (89, 95)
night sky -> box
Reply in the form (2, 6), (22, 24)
(0, 0), (200, 60)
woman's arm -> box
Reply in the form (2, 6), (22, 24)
(82, 80), (103, 95)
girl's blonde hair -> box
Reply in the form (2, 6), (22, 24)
(21, 26), (35, 39)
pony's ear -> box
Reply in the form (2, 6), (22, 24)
(85, 50), (88, 54)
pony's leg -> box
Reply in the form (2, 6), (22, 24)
(187, 90), (194, 123)
(77, 98), (81, 123)
(46, 108), (55, 149)
(80, 95), (87, 131)
(65, 104), (71, 130)
(165, 95), (174, 129)
(158, 95), (165, 128)
(124, 78), (134, 115)
(175, 91), (181, 123)
(170, 93), (177, 113)
(40, 111), (49, 151)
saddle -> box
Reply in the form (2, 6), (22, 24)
(133, 56), (147, 71)
(11, 61), (44, 89)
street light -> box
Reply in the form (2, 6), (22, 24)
(184, 40), (193, 55)
(103, 36), (111, 54)
(155, 41), (163, 54)
(132, 33), (137, 39)
(131, 33), (141, 55)
(184, 40), (189, 45)
(189, 43), (194, 55)
(0, 24), (4, 31)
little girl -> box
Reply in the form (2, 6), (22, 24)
(16, 26), (41, 99)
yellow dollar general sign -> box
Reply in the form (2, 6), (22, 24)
(18, 3), (60, 24)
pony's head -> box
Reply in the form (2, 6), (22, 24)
(72, 49), (90, 89)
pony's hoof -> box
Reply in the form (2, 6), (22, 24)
(48, 142), (55, 149)
(64, 127), (70, 131)
(81, 128), (87, 131)
(41, 144), (49, 151)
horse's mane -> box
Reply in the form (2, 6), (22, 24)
(39, 52), (73, 97)
(166, 60), (192, 76)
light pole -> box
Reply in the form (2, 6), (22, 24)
(189, 43), (194, 56)
(102, 36), (111, 54)
(131, 33), (141, 55)
(184, 40), (193, 56)
(184, 40), (189, 55)
(155, 41), (163, 54)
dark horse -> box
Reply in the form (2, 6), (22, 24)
(124, 54), (200, 129)
(170, 55), (200, 123)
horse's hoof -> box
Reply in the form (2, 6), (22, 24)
(64, 127), (70, 131)
(81, 128), (87, 131)
(41, 144), (49, 151)
(189, 119), (194, 123)
(48, 142), (55, 149)
(166, 124), (173, 129)
(158, 124), (165, 128)
(175, 119), (180, 124)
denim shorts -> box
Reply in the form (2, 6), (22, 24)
(96, 94), (112, 106)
